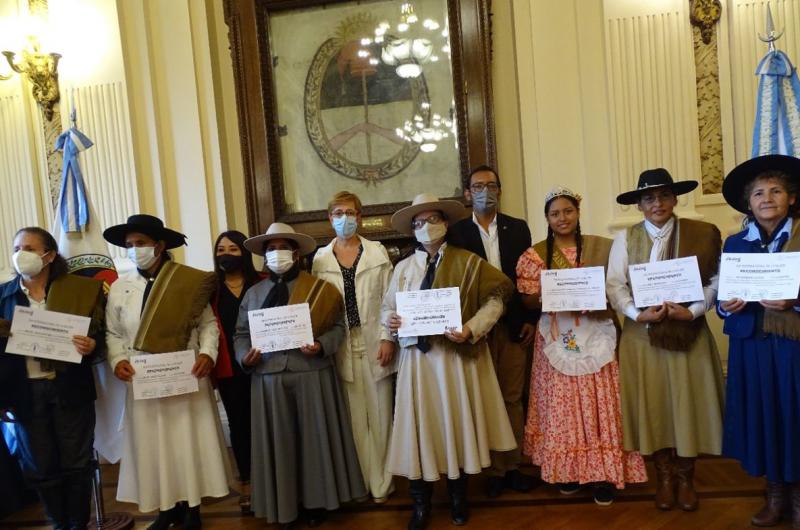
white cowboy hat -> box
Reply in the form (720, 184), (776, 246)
(243, 222), (317, 256)
(390, 193), (467, 235)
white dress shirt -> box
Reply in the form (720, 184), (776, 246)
(20, 279), (55, 380)
(607, 220), (719, 321)
(472, 213), (501, 270)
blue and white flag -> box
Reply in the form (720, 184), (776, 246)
(55, 126), (93, 232)
(752, 51), (800, 156)
(52, 110), (123, 464)
(751, 6), (800, 157)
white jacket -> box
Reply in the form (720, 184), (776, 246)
(105, 269), (219, 368)
(312, 235), (395, 382)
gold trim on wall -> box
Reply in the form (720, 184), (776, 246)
(690, 0), (724, 194)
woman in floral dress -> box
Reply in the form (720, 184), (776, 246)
(516, 187), (647, 505)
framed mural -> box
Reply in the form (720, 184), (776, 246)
(224, 0), (495, 242)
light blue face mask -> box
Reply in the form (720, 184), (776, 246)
(332, 215), (358, 239)
(471, 188), (498, 214)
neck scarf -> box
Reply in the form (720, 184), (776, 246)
(755, 216), (790, 251)
(644, 216), (675, 261)
(261, 263), (301, 309)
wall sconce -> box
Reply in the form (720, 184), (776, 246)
(2, 36), (61, 121)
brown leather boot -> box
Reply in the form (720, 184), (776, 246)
(652, 448), (675, 510)
(751, 481), (789, 527)
(791, 482), (800, 530)
(674, 456), (698, 511)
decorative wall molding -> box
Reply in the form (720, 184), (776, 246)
(690, 0), (723, 44)
(604, 3), (701, 216)
(691, 13), (724, 194)
(0, 91), (41, 278)
(43, 102), (63, 209)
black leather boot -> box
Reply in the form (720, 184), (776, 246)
(37, 485), (68, 530)
(147, 502), (186, 530)
(407, 480), (433, 530)
(64, 475), (93, 530)
(182, 503), (202, 530)
(447, 475), (469, 526)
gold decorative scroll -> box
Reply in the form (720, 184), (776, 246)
(689, 0), (722, 45)
(690, 0), (724, 194)
(29, 0), (62, 208)
(44, 101), (63, 208)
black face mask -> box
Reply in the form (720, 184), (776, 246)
(217, 254), (244, 273)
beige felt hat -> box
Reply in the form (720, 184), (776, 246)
(243, 222), (316, 256)
(390, 193), (467, 235)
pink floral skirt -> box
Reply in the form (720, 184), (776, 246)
(523, 334), (647, 488)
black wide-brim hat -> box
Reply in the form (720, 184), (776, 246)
(722, 154), (800, 213)
(103, 214), (187, 249)
(616, 168), (698, 205)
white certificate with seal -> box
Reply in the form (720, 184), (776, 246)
(718, 252), (800, 301)
(248, 303), (314, 353)
(396, 287), (462, 338)
(130, 350), (198, 400)
(541, 266), (607, 312)
(628, 256), (705, 307)
(5, 306), (91, 364)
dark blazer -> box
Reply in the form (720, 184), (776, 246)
(0, 276), (104, 421)
(448, 212), (538, 341)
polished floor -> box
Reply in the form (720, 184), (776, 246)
(1, 457), (791, 529)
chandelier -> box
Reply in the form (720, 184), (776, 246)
(395, 103), (455, 152)
(377, 2), (447, 78)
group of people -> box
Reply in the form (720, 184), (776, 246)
(0, 152), (798, 530)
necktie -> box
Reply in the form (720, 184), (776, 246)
(416, 255), (439, 353)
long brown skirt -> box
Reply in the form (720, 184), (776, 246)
(618, 318), (724, 457)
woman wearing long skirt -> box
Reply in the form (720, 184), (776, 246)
(516, 187), (647, 505)
(718, 154), (800, 528)
(607, 170), (725, 512)
(236, 223), (366, 528)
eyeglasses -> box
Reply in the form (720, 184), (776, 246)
(411, 214), (444, 230)
(470, 182), (500, 192)
(330, 209), (359, 218)
(640, 190), (675, 206)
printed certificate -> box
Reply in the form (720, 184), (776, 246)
(396, 287), (462, 338)
(130, 350), (198, 400)
(541, 266), (607, 312)
(5, 306), (90, 364)
(248, 303), (314, 353)
(628, 256), (705, 307)
(718, 252), (800, 301)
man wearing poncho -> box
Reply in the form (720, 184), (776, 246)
(104, 215), (229, 530)
(381, 193), (517, 530)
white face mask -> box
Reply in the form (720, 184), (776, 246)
(414, 222), (447, 244)
(12, 250), (48, 279)
(265, 249), (296, 275)
(127, 246), (159, 270)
